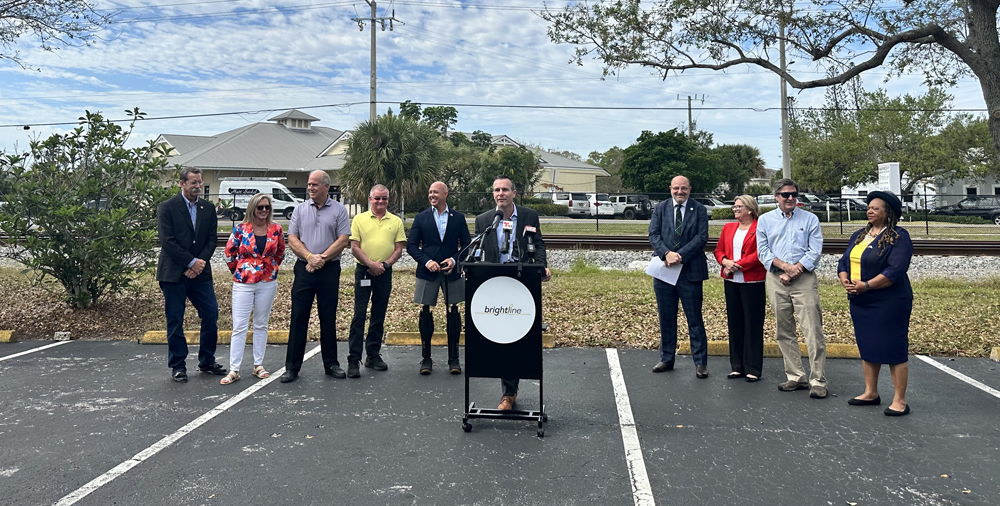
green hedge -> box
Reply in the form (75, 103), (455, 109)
(523, 203), (569, 216)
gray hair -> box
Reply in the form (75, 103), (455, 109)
(772, 178), (799, 195)
(179, 166), (202, 183)
(310, 170), (331, 186)
(370, 184), (389, 197)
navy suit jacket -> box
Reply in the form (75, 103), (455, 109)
(474, 205), (547, 267)
(648, 198), (709, 282)
(837, 227), (913, 301)
(156, 193), (218, 283)
(407, 206), (472, 281)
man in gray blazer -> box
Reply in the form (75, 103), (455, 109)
(648, 175), (710, 378)
(156, 167), (226, 382)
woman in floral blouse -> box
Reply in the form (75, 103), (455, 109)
(221, 193), (286, 384)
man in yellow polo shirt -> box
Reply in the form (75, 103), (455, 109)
(347, 184), (406, 378)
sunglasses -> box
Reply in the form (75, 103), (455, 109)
(778, 192), (799, 199)
(256, 205), (271, 211)
(371, 196), (389, 201)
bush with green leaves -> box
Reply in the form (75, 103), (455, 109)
(0, 109), (174, 308)
(522, 203), (570, 217)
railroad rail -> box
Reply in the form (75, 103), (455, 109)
(206, 234), (999, 256)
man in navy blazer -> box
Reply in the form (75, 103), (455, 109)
(156, 167), (226, 382)
(648, 175), (710, 377)
(407, 181), (472, 375)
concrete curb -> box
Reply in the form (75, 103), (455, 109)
(0, 331), (17, 343)
(991, 347), (1000, 362)
(140, 331), (289, 345)
(384, 332), (555, 348)
(677, 341), (860, 359)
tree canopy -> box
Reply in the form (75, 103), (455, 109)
(620, 129), (721, 193)
(1, 0), (112, 68)
(542, 0), (1000, 159)
(713, 144), (766, 195)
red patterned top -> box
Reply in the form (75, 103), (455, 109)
(224, 223), (286, 283)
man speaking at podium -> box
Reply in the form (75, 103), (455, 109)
(474, 176), (551, 411)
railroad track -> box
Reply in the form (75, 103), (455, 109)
(207, 234), (1000, 256)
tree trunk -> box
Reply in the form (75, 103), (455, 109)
(967, 0), (1000, 160)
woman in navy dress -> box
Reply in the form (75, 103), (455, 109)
(837, 191), (913, 416)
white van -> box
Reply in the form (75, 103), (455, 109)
(218, 178), (303, 221)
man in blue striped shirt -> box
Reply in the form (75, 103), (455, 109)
(756, 178), (828, 399)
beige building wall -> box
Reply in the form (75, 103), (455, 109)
(536, 168), (598, 193)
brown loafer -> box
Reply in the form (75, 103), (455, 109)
(497, 395), (516, 411)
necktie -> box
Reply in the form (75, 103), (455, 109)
(673, 204), (683, 250)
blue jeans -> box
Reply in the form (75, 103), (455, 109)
(653, 277), (707, 366)
(160, 278), (219, 372)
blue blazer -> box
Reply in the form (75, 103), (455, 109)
(648, 198), (709, 282)
(407, 207), (472, 282)
(837, 227), (913, 301)
(156, 193), (218, 283)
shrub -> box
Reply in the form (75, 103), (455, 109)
(0, 109), (174, 308)
(711, 207), (735, 220)
(523, 203), (569, 216)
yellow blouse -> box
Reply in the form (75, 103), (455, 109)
(849, 235), (876, 281)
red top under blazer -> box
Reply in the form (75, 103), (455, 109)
(713, 220), (767, 282)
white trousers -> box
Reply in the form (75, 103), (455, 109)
(230, 280), (279, 372)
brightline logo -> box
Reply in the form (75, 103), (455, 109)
(481, 304), (525, 316)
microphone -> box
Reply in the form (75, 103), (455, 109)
(523, 225), (537, 255)
(501, 220), (513, 258)
(486, 210), (504, 233)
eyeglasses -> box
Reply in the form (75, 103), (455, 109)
(778, 192), (799, 199)
(256, 205), (271, 211)
(670, 186), (690, 191)
(732, 205), (745, 210)
(371, 196), (389, 201)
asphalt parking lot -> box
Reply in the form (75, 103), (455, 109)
(1, 340), (998, 506)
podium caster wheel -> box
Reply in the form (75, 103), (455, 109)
(537, 429), (544, 438)
(462, 423), (472, 432)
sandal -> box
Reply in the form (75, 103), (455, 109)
(727, 372), (746, 379)
(220, 371), (240, 385)
(253, 365), (270, 379)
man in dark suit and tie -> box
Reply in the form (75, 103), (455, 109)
(474, 176), (550, 411)
(407, 181), (472, 375)
(648, 175), (710, 378)
(156, 167), (227, 382)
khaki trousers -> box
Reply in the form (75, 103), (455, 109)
(765, 270), (827, 387)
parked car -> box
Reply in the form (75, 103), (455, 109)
(586, 193), (615, 218)
(608, 194), (653, 220)
(693, 197), (729, 212)
(829, 197), (868, 211)
(536, 192), (591, 218)
(931, 196), (1000, 225)
(798, 193), (840, 211)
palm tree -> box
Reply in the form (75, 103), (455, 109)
(341, 114), (443, 215)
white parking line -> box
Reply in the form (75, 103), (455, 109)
(53, 345), (322, 506)
(606, 349), (655, 506)
(915, 355), (1000, 399)
(0, 341), (72, 362)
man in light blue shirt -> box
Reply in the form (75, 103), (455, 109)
(756, 178), (828, 399)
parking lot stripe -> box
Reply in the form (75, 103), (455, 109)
(0, 341), (71, 362)
(915, 355), (1000, 399)
(53, 345), (322, 506)
(606, 349), (655, 506)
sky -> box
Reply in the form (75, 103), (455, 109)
(0, 0), (989, 169)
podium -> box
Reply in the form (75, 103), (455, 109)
(461, 262), (548, 437)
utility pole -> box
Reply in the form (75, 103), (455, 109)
(779, 16), (791, 178)
(677, 94), (704, 138)
(351, 2), (401, 121)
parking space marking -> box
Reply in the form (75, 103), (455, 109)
(606, 349), (655, 506)
(0, 341), (71, 362)
(53, 345), (321, 506)
(916, 355), (1000, 399)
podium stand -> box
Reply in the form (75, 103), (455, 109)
(461, 262), (548, 437)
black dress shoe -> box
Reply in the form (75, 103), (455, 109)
(347, 360), (361, 379)
(695, 365), (709, 378)
(848, 396), (881, 406)
(652, 361), (674, 373)
(172, 369), (188, 383)
(198, 363), (228, 375)
(884, 404), (910, 416)
(279, 371), (298, 383)
(325, 365), (347, 379)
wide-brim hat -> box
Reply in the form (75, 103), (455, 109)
(866, 191), (902, 216)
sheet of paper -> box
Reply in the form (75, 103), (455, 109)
(645, 256), (682, 285)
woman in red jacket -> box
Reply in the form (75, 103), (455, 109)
(713, 195), (767, 382)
